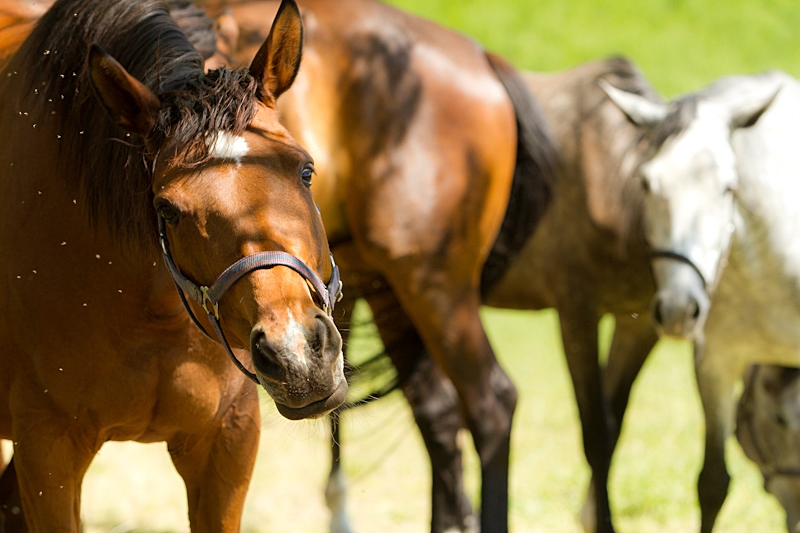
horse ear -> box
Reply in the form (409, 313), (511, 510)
(88, 44), (161, 137)
(729, 87), (780, 130)
(248, 0), (303, 106)
(599, 79), (668, 127)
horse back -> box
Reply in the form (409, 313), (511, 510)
(241, 0), (519, 280)
(484, 57), (659, 311)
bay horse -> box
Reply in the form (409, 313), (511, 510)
(210, 4), (668, 529)
(202, 0), (558, 531)
(601, 70), (798, 532)
(737, 364), (800, 533)
(348, 57), (663, 533)
(0, 0), (51, 62)
(0, 0), (346, 530)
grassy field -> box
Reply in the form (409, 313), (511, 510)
(76, 309), (785, 532)
(74, 0), (800, 532)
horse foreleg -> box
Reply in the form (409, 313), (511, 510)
(11, 410), (97, 532)
(694, 340), (741, 533)
(169, 384), (260, 533)
(0, 457), (27, 532)
(579, 313), (657, 532)
(326, 414), (352, 533)
(603, 313), (658, 436)
(559, 307), (615, 533)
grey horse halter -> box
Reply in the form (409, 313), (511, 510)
(649, 249), (708, 290)
(158, 215), (342, 384)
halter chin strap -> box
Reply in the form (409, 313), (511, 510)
(157, 215), (343, 384)
(649, 249), (708, 290)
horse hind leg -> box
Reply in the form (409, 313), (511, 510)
(326, 415), (353, 533)
(345, 275), (474, 532)
(401, 347), (474, 533)
(381, 279), (515, 533)
(694, 339), (742, 533)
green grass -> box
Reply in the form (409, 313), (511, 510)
(79, 309), (785, 532)
(386, 0), (800, 97)
(77, 1), (800, 531)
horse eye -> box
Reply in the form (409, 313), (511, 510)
(156, 203), (181, 224)
(300, 165), (315, 187)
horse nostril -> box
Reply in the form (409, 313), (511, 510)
(250, 330), (284, 381)
(653, 300), (664, 326)
(690, 298), (701, 321)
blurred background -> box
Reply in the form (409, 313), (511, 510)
(74, 0), (800, 531)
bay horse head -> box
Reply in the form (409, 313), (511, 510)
(601, 79), (778, 339)
(89, 0), (345, 419)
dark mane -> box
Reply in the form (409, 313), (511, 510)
(648, 70), (786, 153)
(648, 95), (698, 152)
(3, 0), (258, 248)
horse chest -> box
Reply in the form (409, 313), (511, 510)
(708, 234), (800, 361)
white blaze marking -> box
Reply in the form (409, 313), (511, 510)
(207, 131), (249, 165)
(283, 311), (309, 366)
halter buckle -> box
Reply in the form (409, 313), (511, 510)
(200, 286), (219, 318)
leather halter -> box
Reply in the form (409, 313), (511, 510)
(649, 249), (708, 290)
(740, 366), (800, 483)
(157, 215), (342, 384)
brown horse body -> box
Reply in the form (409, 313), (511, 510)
(385, 58), (662, 532)
(207, 0), (557, 530)
(0, 1), (52, 62)
(0, 0), (345, 530)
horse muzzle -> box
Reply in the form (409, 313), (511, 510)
(250, 309), (347, 420)
(650, 250), (711, 339)
(650, 281), (709, 339)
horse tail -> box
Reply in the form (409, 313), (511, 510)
(480, 52), (559, 298)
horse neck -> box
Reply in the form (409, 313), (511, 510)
(523, 64), (648, 253)
(0, 116), (175, 316)
(726, 79), (800, 292)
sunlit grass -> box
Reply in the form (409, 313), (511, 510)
(81, 308), (787, 532)
(386, 0), (800, 97)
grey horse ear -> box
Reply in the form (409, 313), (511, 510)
(728, 86), (781, 130)
(599, 79), (668, 127)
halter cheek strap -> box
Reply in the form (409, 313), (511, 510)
(158, 215), (343, 384)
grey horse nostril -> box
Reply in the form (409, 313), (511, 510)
(691, 299), (701, 321)
(653, 300), (664, 326)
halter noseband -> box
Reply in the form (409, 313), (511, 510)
(158, 215), (343, 384)
(649, 249), (708, 290)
